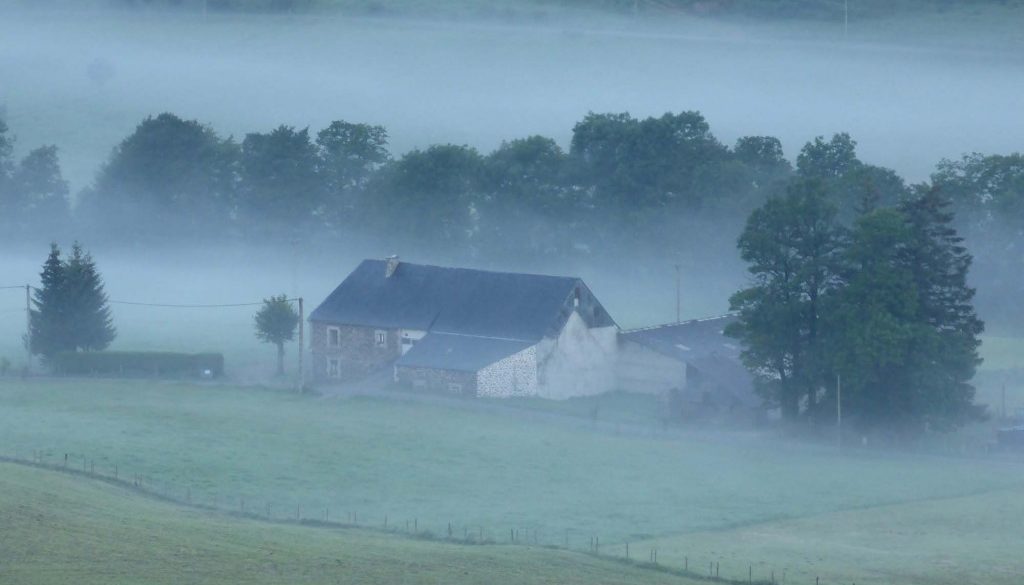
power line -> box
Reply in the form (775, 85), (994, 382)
(9, 284), (299, 308)
(108, 298), (300, 309)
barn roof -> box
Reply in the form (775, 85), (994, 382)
(621, 315), (742, 363)
(623, 315), (759, 408)
(396, 333), (533, 373)
(310, 259), (615, 341)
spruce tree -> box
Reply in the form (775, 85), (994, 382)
(63, 243), (116, 352)
(29, 243), (116, 359)
(900, 188), (985, 430)
(29, 243), (71, 358)
(825, 194), (984, 434)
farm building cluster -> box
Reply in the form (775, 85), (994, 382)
(309, 257), (759, 419)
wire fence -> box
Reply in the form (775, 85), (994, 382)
(0, 447), (865, 585)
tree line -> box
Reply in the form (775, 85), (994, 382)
(0, 112), (900, 253)
(2, 110), (1022, 267)
(2, 111), (1023, 310)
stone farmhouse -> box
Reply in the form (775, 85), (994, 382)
(308, 257), (619, 398)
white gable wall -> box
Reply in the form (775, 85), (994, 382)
(476, 345), (539, 398)
(535, 311), (618, 399)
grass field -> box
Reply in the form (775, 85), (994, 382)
(629, 487), (1024, 585)
(0, 461), (707, 585)
(1, 379), (1023, 583)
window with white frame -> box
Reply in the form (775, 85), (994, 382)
(327, 326), (340, 347)
(375, 329), (387, 347)
(327, 358), (340, 378)
(448, 382), (463, 394)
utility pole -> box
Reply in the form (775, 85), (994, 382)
(290, 238), (299, 298)
(674, 264), (681, 324)
(836, 373), (843, 451)
(297, 297), (304, 392)
(1002, 383), (1007, 420)
(844, 0), (849, 39)
(25, 284), (31, 373)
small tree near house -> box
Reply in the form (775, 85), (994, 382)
(254, 295), (299, 376)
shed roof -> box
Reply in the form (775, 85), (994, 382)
(309, 259), (614, 341)
(622, 315), (742, 363)
(623, 315), (759, 408)
(396, 333), (533, 373)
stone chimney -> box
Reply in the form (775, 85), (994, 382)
(385, 255), (400, 278)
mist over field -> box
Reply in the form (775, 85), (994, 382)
(2, 7), (1023, 192)
(2, 4), (1024, 585)
(2, 2), (1023, 350)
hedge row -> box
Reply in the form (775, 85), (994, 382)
(50, 351), (224, 378)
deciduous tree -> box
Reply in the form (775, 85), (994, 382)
(254, 295), (299, 376)
(727, 180), (845, 421)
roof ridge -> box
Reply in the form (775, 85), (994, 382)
(426, 331), (536, 343)
(621, 312), (737, 334)
(361, 258), (581, 282)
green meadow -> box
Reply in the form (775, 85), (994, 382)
(1, 379), (1022, 583)
(0, 461), (706, 585)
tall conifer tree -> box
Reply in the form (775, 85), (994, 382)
(63, 243), (116, 352)
(29, 243), (116, 358)
(29, 244), (70, 357)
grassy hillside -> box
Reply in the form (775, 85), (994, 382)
(0, 461), (700, 585)
(1, 379), (1023, 583)
(630, 487), (1024, 585)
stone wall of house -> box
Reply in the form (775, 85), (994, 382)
(311, 322), (401, 382)
(477, 346), (538, 398)
(394, 365), (477, 396)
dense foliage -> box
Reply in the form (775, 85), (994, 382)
(0, 121), (71, 239)
(728, 170), (985, 434)
(65, 111), (794, 263)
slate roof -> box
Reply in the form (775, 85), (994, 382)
(622, 315), (742, 363)
(309, 259), (614, 341)
(396, 333), (533, 373)
(623, 315), (759, 408)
